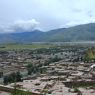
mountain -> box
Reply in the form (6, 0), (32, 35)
(46, 23), (95, 42)
(0, 23), (95, 43)
(0, 30), (45, 43)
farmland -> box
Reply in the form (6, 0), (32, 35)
(0, 44), (53, 50)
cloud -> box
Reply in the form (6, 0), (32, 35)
(63, 18), (95, 28)
(1, 19), (40, 33)
(0, 0), (95, 31)
(12, 19), (40, 32)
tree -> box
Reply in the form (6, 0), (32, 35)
(27, 63), (33, 75)
(3, 72), (22, 85)
(16, 71), (22, 82)
(0, 72), (3, 78)
(3, 76), (9, 85)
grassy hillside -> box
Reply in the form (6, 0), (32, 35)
(0, 23), (95, 43)
(46, 23), (95, 42)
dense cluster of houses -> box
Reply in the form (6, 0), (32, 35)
(0, 46), (95, 95)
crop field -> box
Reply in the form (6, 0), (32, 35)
(0, 44), (53, 50)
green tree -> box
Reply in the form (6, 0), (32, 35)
(3, 76), (9, 85)
(3, 72), (22, 85)
(0, 72), (3, 78)
(16, 71), (22, 82)
(27, 63), (33, 75)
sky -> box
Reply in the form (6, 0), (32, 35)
(0, 0), (95, 33)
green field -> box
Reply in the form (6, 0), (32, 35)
(0, 44), (53, 50)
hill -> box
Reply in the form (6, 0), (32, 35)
(0, 23), (95, 43)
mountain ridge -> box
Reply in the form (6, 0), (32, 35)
(0, 23), (95, 43)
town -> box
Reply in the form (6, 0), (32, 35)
(0, 43), (95, 95)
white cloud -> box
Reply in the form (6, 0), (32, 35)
(1, 19), (40, 33)
(12, 19), (40, 31)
